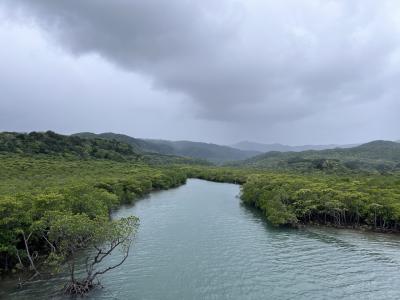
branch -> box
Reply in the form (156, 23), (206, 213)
(90, 241), (131, 281)
(42, 234), (56, 252)
(92, 237), (123, 266)
(86, 238), (121, 277)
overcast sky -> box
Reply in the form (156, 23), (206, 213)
(0, 0), (399, 145)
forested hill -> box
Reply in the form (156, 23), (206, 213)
(73, 132), (260, 163)
(229, 140), (400, 172)
(0, 131), (140, 161)
(0, 131), (211, 165)
(73, 132), (150, 153)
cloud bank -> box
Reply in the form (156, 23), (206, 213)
(1, 0), (400, 144)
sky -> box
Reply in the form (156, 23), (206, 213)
(0, 0), (399, 146)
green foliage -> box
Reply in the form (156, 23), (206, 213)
(181, 166), (249, 184)
(0, 131), (140, 161)
(0, 131), (212, 168)
(241, 172), (400, 228)
(0, 154), (188, 273)
(42, 212), (139, 294)
(45, 212), (138, 262)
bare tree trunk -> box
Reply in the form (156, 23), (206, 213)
(22, 231), (39, 276)
(16, 249), (24, 268)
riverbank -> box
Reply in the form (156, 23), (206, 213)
(3, 179), (400, 300)
(241, 171), (400, 231)
(2, 155), (400, 278)
(0, 155), (189, 275)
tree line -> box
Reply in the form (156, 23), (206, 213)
(241, 172), (400, 229)
(0, 154), (187, 294)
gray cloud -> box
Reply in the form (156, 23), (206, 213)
(1, 0), (400, 144)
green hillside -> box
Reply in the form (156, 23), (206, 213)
(73, 132), (163, 153)
(0, 131), (210, 166)
(230, 140), (400, 173)
(0, 131), (139, 161)
(73, 132), (260, 163)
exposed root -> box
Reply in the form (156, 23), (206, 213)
(63, 280), (97, 296)
(17, 271), (41, 288)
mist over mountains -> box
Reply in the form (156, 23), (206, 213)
(73, 132), (259, 164)
(230, 140), (400, 173)
(231, 141), (358, 153)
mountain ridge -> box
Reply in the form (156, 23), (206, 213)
(232, 140), (359, 153)
(229, 140), (400, 172)
(73, 132), (260, 163)
(0, 131), (211, 165)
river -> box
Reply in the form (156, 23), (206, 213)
(2, 179), (400, 299)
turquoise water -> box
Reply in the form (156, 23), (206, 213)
(2, 179), (400, 299)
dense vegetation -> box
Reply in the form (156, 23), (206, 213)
(230, 140), (400, 173)
(74, 132), (260, 163)
(0, 153), (188, 281)
(0, 131), (209, 166)
(73, 132), (152, 153)
(0, 131), (139, 161)
(1, 130), (400, 293)
(241, 173), (400, 229)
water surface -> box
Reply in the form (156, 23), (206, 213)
(2, 179), (400, 299)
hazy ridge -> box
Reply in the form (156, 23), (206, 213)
(230, 140), (400, 172)
(232, 141), (359, 153)
(73, 132), (260, 163)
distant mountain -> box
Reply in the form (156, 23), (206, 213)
(229, 140), (400, 173)
(73, 132), (260, 163)
(232, 141), (358, 153)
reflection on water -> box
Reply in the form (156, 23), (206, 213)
(2, 179), (400, 299)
